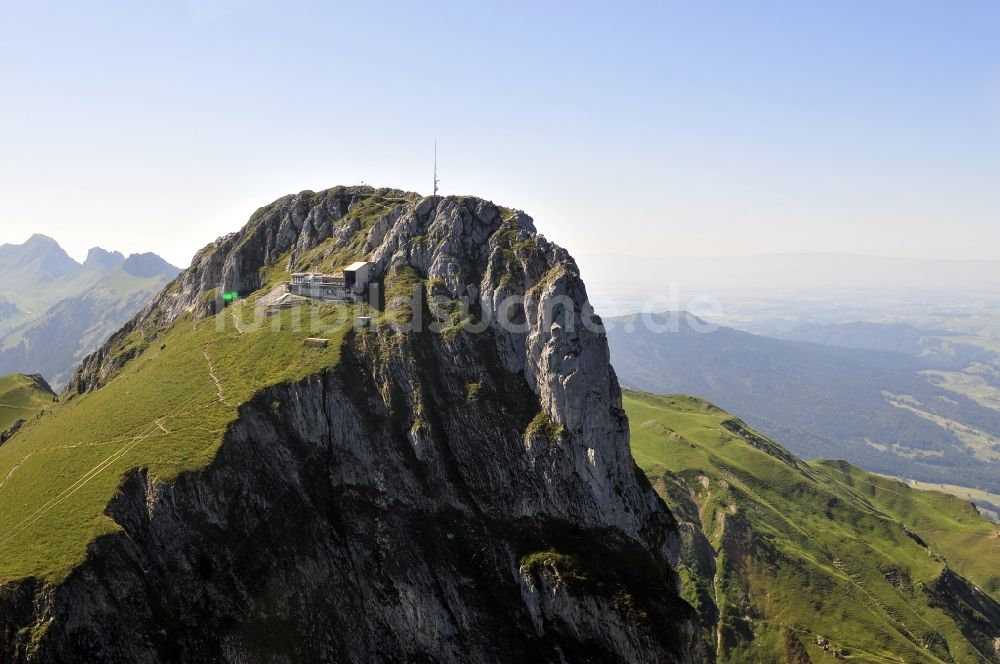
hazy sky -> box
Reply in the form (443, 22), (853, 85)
(1, 1), (998, 267)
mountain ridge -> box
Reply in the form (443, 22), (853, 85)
(0, 234), (79, 287)
(0, 240), (180, 388)
(625, 389), (1000, 663)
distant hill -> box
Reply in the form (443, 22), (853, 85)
(777, 321), (953, 354)
(626, 390), (1000, 663)
(607, 312), (1000, 494)
(0, 373), (54, 436)
(0, 237), (179, 387)
(773, 320), (996, 370)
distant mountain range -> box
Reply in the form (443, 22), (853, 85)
(606, 312), (1000, 495)
(0, 235), (179, 388)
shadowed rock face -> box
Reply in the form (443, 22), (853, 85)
(6, 187), (701, 663)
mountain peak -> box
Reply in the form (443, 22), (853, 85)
(82, 247), (125, 272)
(120, 252), (180, 279)
(16, 186), (702, 660)
(0, 234), (79, 283)
(24, 233), (59, 246)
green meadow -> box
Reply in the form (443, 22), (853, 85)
(625, 390), (1000, 664)
(0, 374), (55, 433)
(0, 302), (351, 582)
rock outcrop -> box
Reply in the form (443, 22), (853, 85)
(0, 418), (25, 445)
(6, 187), (701, 662)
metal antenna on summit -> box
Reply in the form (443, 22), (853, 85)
(433, 141), (440, 196)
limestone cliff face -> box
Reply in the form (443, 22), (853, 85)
(11, 187), (701, 662)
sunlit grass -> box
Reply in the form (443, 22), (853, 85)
(626, 390), (1000, 664)
(0, 303), (351, 582)
(0, 374), (54, 433)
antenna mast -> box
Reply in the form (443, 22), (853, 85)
(433, 140), (439, 196)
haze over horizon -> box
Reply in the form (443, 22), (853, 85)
(2, 0), (999, 267)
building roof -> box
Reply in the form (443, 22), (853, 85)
(344, 261), (372, 272)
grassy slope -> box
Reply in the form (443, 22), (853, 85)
(0, 375), (54, 433)
(626, 390), (1000, 664)
(0, 189), (419, 584)
(0, 188), (438, 585)
(889, 479), (1000, 523)
(817, 466), (1000, 598)
(0, 298), (354, 582)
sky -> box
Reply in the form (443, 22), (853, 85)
(1, 0), (998, 268)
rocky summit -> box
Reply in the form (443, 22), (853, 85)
(1, 187), (702, 662)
